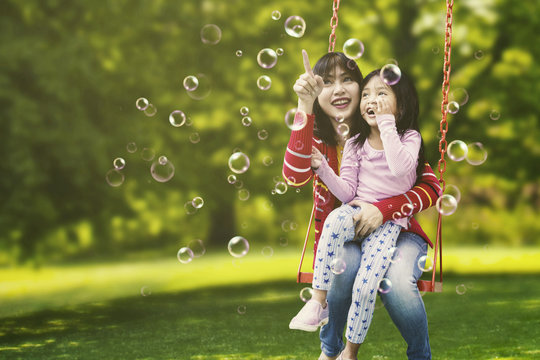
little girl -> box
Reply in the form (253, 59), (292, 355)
(290, 68), (425, 347)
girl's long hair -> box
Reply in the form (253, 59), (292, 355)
(353, 69), (426, 178)
(312, 52), (363, 146)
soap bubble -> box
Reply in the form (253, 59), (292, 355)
(186, 74), (211, 100)
(140, 286), (152, 297)
(257, 48), (278, 69)
(200, 24), (221, 45)
(466, 142), (488, 166)
(141, 148), (155, 161)
(183, 76), (199, 91)
(450, 88), (469, 106)
(189, 132), (201, 144)
(337, 123), (349, 137)
(279, 237), (288, 247)
(135, 97), (149, 111)
(284, 16), (306, 38)
(456, 284), (467, 295)
(335, 115), (345, 123)
(447, 101), (460, 114)
(228, 236), (249, 258)
(330, 257), (347, 275)
(378, 278), (392, 294)
(417, 255), (434, 272)
(237, 305), (247, 315)
(257, 129), (269, 140)
(169, 110), (186, 127)
(228, 152), (250, 174)
(188, 239), (206, 257)
(144, 103), (157, 117)
(489, 110), (500, 121)
(380, 64), (401, 85)
(227, 174), (237, 184)
(263, 156), (273, 166)
(192, 196), (204, 209)
(444, 184), (461, 203)
(447, 140), (468, 161)
(276, 48), (284, 56)
(184, 201), (197, 215)
(151, 157), (175, 182)
(401, 203), (414, 216)
(238, 189), (250, 201)
(474, 50), (484, 60)
(113, 157), (125, 170)
(285, 108), (308, 131)
(105, 169), (124, 187)
(241, 116), (252, 126)
(432, 46), (440, 54)
(271, 10), (281, 20)
(388, 247), (402, 264)
(300, 287), (313, 302)
(177, 247), (194, 264)
(257, 75), (272, 90)
(436, 194), (458, 216)
(126, 142), (137, 153)
(274, 181), (288, 194)
(343, 38), (365, 59)
(240, 106), (249, 116)
(262, 246), (274, 258)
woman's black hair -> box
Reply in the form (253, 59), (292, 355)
(312, 52), (363, 146)
(353, 69), (426, 178)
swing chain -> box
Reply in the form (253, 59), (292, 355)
(437, 0), (454, 192)
(328, 0), (341, 52)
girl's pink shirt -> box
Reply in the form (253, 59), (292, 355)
(314, 114), (421, 229)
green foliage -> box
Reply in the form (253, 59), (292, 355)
(0, 0), (538, 264)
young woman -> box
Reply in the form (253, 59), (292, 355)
(283, 50), (440, 360)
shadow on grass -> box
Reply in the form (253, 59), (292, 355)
(0, 273), (539, 359)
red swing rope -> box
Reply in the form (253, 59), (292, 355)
(328, 0), (340, 52)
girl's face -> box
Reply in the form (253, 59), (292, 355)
(360, 75), (397, 128)
(317, 65), (360, 123)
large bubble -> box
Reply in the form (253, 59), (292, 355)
(105, 169), (124, 187)
(284, 16), (306, 38)
(257, 75), (272, 90)
(284, 108), (308, 131)
(169, 110), (186, 127)
(183, 76), (199, 91)
(330, 257), (347, 275)
(257, 48), (278, 69)
(436, 194), (458, 216)
(228, 236), (249, 258)
(447, 140), (468, 161)
(380, 64), (401, 85)
(343, 38), (365, 59)
(150, 157), (175, 182)
(200, 24), (222, 45)
(177, 247), (194, 264)
(228, 152), (250, 174)
(186, 73), (212, 100)
(466, 142), (488, 166)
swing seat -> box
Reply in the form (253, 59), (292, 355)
(417, 280), (443, 293)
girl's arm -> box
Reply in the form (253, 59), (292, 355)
(313, 138), (359, 203)
(282, 113), (316, 187)
(377, 114), (421, 177)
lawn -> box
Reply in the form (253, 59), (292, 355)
(0, 247), (539, 359)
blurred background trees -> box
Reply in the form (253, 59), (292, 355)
(0, 0), (538, 265)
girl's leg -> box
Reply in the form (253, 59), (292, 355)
(345, 222), (401, 344)
(379, 232), (431, 360)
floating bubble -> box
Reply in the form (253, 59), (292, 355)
(299, 287), (313, 302)
(183, 76), (199, 91)
(450, 88), (469, 106)
(200, 24), (222, 45)
(447, 101), (460, 114)
(235, 50), (243, 57)
(169, 110), (186, 127)
(185, 117), (193, 126)
(456, 284), (467, 295)
(234, 180), (244, 189)
(284, 108), (308, 131)
(294, 140), (304, 151)
(279, 237), (288, 247)
(184, 201), (197, 215)
(392, 212), (402, 221)
(238, 189), (250, 201)
(189, 132), (201, 144)
(140, 286), (152, 297)
(474, 50), (484, 60)
(284, 16), (306, 38)
(432, 47), (440, 54)
(263, 156), (273, 166)
(177, 247), (194, 264)
(417, 255), (433, 272)
(188, 239), (206, 257)
(276, 48), (284, 56)
(489, 110), (500, 121)
(257, 75), (272, 90)
(289, 222), (298, 231)
(447, 140), (468, 161)
(257, 129), (269, 140)
(237, 305), (247, 315)
(241, 116), (252, 126)
(186, 73), (211, 100)
(113, 157), (126, 170)
(285, 176), (296, 185)
(262, 246), (274, 258)
(466, 142), (488, 166)
(274, 181), (288, 194)
(378, 278), (392, 294)
(330, 257), (347, 275)
(380, 64), (401, 85)
(257, 48), (278, 69)
(346, 59), (358, 71)
(335, 115), (345, 123)
(228, 152), (250, 174)
(337, 123), (349, 137)
(227, 174), (237, 184)
(136, 97), (149, 111)
(151, 157), (175, 182)
(105, 169), (124, 187)
(228, 236), (249, 258)
(240, 106), (249, 116)
(281, 220), (291, 232)
(126, 142), (137, 153)
(271, 10), (281, 20)
(343, 38), (365, 59)
(401, 203), (414, 216)
(144, 104), (157, 117)
(436, 194), (458, 216)
(444, 184), (461, 203)
(141, 148), (155, 161)
(192, 196), (204, 209)
(388, 247), (402, 263)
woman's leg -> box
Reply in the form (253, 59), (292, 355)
(319, 241), (363, 358)
(379, 232), (431, 360)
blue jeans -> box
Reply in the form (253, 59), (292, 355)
(320, 231), (431, 360)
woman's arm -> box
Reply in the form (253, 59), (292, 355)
(282, 113), (316, 187)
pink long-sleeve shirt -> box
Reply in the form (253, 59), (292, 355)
(314, 114), (421, 229)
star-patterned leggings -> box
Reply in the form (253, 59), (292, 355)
(312, 204), (402, 344)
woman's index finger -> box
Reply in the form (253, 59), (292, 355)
(302, 49), (314, 77)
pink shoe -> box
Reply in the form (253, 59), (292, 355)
(289, 299), (329, 332)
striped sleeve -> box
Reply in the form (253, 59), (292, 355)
(373, 163), (442, 223)
(282, 113), (316, 187)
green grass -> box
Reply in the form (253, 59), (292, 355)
(1, 247), (539, 359)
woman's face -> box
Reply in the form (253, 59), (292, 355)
(317, 65), (360, 123)
(360, 75), (397, 128)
